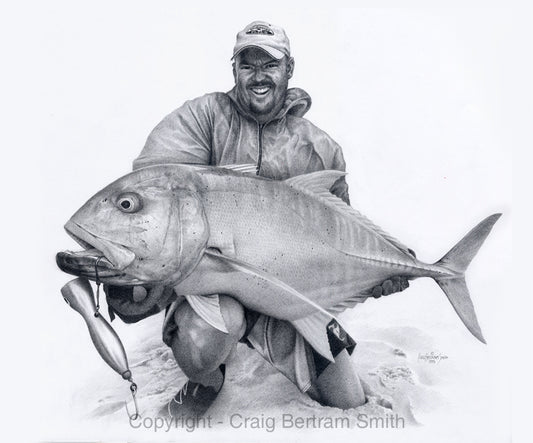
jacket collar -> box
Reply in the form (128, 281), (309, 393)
(227, 87), (312, 123)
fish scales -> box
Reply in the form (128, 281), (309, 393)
(187, 170), (441, 316)
(57, 164), (500, 344)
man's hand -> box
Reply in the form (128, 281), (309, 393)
(371, 276), (409, 298)
(105, 285), (176, 323)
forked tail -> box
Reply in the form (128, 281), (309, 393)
(434, 213), (501, 344)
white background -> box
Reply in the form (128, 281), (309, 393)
(0, 1), (527, 442)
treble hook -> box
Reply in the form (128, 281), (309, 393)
(125, 380), (140, 420)
(94, 256), (105, 317)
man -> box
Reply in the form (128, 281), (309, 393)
(105, 21), (409, 416)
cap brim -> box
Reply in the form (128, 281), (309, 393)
(231, 44), (286, 60)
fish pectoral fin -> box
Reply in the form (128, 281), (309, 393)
(291, 312), (335, 362)
(206, 241), (236, 258)
(204, 250), (340, 324)
(182, 293), (229, 334)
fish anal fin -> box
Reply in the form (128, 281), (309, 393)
(292, 312), (335, 362)
(327, 294), (369, 314)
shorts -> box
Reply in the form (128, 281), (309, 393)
(241, 310), (356, 392)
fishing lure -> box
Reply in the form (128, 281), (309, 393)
(61, 277), (139, 419)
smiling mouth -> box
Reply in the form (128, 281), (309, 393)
(250, 85), (271, 95)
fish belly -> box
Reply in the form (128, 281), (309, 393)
(175, 250), (414, 320)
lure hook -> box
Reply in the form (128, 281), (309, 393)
(94, 256), (105, 317)
(125, 381), (140, 420)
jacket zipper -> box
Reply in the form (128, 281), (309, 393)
(256, 123), (264, 175)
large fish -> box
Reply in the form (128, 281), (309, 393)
(56, 164), (500, 360)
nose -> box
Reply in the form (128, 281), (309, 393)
(252, 67), (267, 82)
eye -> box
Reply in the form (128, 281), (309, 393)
(116, 193), (142, 213)
(265, 63), (278, 69)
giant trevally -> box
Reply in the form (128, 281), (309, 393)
(56, 164), (500, 360)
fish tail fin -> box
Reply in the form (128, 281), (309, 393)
(433, 213), (501, 344)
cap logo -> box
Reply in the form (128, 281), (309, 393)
(246, 24), (274, 35)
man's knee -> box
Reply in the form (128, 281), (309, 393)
(165, 295), (246, 378)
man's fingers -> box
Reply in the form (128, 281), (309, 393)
(372, 277), (411, 298)
(382, 280), (394, 295)
(392, 276), (409, 292)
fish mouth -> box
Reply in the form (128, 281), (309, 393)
(56, 220), (136, 281)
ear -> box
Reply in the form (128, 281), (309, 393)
(232, 62), (237, 82)
(286, 57), (295, 79)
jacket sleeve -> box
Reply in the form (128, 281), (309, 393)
(133, 95), (214, 170)
(328, 143), (351, 206)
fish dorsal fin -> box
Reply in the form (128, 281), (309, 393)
(340, 201), (413, 257)
(285, 170), (346, 194)
(285, 170), (414, 258)
(218, 164), (258, 175)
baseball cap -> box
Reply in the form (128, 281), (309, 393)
(232, 21), (290, 60)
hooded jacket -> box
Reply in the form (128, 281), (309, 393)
(134, 87), (349, 203)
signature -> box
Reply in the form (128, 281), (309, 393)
(418, 351), (448, 364)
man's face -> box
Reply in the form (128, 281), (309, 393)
(233, 47), (294, 123)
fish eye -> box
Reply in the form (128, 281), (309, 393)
(116, 193), (142, 213)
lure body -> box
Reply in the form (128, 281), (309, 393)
(61, 277), (131, 380)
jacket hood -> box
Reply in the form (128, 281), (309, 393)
(227, 87), (312, 122)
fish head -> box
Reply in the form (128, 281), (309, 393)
(56, 165), (209, 286)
